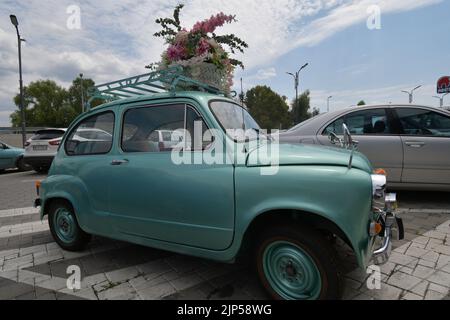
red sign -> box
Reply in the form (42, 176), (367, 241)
(437, 76), (450, 94)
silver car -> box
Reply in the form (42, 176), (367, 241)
(279, 105), (450, 191)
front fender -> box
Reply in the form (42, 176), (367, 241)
(234, 165), (374, 268)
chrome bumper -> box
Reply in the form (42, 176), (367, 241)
(371, 194), (404, 265)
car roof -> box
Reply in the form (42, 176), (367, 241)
(286, 104), (450, 135)
(35, 128), (67, 132)
(92, 91), (235, 112)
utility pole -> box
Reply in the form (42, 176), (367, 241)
(287, 63), (309, 111)
(433, 93), (448, 108)
(327, 96), (333, 113)
(239, 78), (244, 107)
(80, 73), (85, 113)
(401, 85), (422, 104)
(10, 15), (27, 147)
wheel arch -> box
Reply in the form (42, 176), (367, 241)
(42, 197), (76, 218)
(238, 209), (355, 258)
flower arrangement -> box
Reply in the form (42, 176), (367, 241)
(148, 4), (248, 94)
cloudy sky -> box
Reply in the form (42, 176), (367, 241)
(0, 0), (449, 126)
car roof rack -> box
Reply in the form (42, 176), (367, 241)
(86, 65), (224, 111)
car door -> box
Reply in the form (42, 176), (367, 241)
(63, 111), (116, 233)
(107, 102), (235, 251)
(394, 107), (450, 185)
(317, 108), (403, 183)
(0, 143), (16, 169)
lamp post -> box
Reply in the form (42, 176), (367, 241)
(433, 93), (448, 108)
(80, 73), (85, 113)
(287, 63), (309, 111)
(401, 85), (422, 104)
(327, 96), (333, 113)
(10, 14), (27, 147)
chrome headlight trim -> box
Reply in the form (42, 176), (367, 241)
(371, 174), (386, 198)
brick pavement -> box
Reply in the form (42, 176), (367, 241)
(1, 206), (450, 300)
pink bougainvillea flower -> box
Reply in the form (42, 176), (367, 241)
(196, 37), (210, 55)
(167, 43), (187, 61)
(191, 12), (235, 34)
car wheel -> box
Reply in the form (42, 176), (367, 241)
(16, 157), (31, 172)
(48, 200), (91, 251)
(255, 224), (341, 300)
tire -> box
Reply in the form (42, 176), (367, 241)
(255, 224), (341, 300)
(16, 157), (31, 172)
(48, 200), (91, 251)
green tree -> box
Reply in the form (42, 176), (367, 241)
(357, 100), (366, 106)
(10, 76), (100, 127)
(245, 86), (292, 129)
(291, 90), (311, 125)
(310, 107), (320, 117)
(67, 76), (97, 114)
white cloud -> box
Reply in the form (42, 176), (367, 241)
(0, 0), (443, 125)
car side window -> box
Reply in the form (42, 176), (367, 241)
(396, 108), (450, 137)
(65, 112), (115, 156)
(121, 104), (210, 153)
(324, 109), (390, 136)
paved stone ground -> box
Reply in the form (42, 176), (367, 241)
(0, 171), (46, 210)
(1, 205), (450, 300)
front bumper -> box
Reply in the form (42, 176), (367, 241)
(23, 156), (54, 168)
(372, 211), (404, 265)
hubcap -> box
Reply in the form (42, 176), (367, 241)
(53, 208), (76, 244)
(263, 241), (322, 300)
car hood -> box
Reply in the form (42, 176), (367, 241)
(246, 143), (373, 173)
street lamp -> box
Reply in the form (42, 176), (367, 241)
(287, 63), (309, 110)
(10, 14), (27, 148)
(80, 73), (85, 113)
(401, 85), (422, 104)
(433, 93), (448, 108)
(327, 96), (333, 112)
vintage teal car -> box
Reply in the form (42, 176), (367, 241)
(36, 69), (402, 300)
(0, 140), (29, 172)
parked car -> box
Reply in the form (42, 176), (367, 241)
(24, 129), (67, 173)
(0, 140), (30, 172)
(149, 129), (185, 152)
(35, 75), (402, 300)
(280, 105), (450, 191)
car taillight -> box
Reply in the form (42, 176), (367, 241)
(49, 139), (60, 146)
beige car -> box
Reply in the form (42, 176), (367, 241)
(279, 105), (450, 191)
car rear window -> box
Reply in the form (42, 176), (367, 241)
(31, 130), (65, 140)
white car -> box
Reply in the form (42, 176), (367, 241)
(24, 128), (112, 172)
(149, 130), (185, 151)
(24, 129), (67, 173)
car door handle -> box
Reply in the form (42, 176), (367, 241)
(111, 159), (129, 166)
(405, 141), (425, 148)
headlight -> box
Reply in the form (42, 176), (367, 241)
(371, 174), (386, 198)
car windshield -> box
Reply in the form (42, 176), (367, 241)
(209, 101), (265, 142)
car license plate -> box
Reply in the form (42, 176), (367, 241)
(33, 145), (48, 151)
